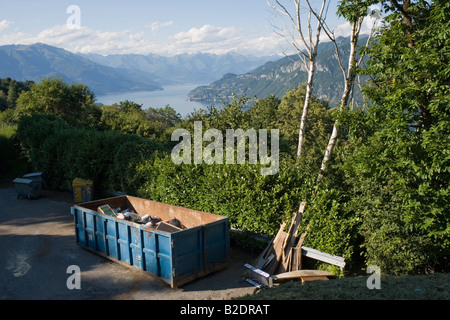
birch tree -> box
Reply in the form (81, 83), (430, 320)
(317, 0), (381, 176)
(267, 0), (329, 158)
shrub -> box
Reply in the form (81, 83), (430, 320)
(136, 153), (358, 265)
(16, 113), (167, 194)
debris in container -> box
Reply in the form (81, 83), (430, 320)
(72, 194), (230, 288)
(98, 205), (117, 217)
(131, 216), (142, 223)
(157, 221), (183, 233)
(145, 216), (162, 228)
(97, 203), (187, 230)
(119, 209), (142, 222)
(169, 218), (182, 228)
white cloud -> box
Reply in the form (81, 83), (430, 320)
(324, 6), (383, 40)
(172, 25), (239, 44)
(0, 20), (13, 33)
(146, 20), (174, 36)
(0, 22), (285, 56)
(330, 17), (381, 40)
(0, 24), (154, 55)
(166, 24), (286, 56)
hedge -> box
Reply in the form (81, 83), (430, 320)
(16, 113), (168, 194)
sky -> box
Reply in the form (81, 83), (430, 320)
(0, 0), (380, 56)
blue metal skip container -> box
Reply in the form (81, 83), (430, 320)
(71, 195), (230, 288)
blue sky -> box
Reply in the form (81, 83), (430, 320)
(0, 1), (377, 56)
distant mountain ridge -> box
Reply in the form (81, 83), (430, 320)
(0, 40), (368, 104)
(187, 36), (369, 107)
(0, 43), (279, 96)
(80, 51), (279, 85)
(0, 43), (162, 95)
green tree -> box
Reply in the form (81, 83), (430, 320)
(99, 101), (180, 145)
(345, 0), (450, 274)
(246, 95), (281, 130)
(0, 91), (7, 111)
(6, 82), (19, 109)
(276, 84), (333, 163)
(15, 76), (100, 127)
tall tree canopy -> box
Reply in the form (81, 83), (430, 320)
(15, 77), (100, 127)
(344, 0), (449, 274)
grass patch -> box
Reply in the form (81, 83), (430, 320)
(238, 273), (449, 300)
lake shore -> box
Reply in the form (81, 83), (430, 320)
(96, 83), (211, 117)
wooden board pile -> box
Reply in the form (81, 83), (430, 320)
(244, 201), (345, 287)
(254, 202), (309, 275)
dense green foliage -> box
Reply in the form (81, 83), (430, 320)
(16, 114), (167, 194)
(100, 100), (181, 144)
(342, 0), (450, 274)
(0, 78), (34, 111)
(133, 91), (358, 265)
(15, 76), (101, 128)
(0, 124), (28, 180)
(1, 0), (448, 276)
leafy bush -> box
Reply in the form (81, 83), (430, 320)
(137, 155), (303, 236)
(136, 154), (356, 263)
(16, 113), (167, 194)
(0, 124), (28, 179)
(342, 0), (450, 274)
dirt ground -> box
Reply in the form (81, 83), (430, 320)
(0, 185), (259, 300)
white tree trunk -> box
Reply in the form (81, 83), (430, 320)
(297, 58), (316, 158)
(267, 0), (326, 159)
(319, 21), (360, 175)
(319, 81), (351, 172)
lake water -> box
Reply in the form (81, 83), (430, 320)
(96, 83), (210, 117)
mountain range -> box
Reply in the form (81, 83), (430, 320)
(0, 43), (278, 96)
(187, 36), (369, 107)
(81, 52), (279, 85)
(0, 43), (162, 95)
(0, 37), (367, 105)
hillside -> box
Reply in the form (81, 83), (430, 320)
(188, 36), (369, 107)
(0, 43), (162, 95)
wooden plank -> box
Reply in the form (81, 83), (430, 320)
(255, 238), (273, 268)
(265, 230), (288, 274)
(156, 221), (183, 233)
(282, 203), (306, 270)
(291, 247), (301, 271)
(301, 276), (329, 284)
(258, 221), (286, 273)
(298, 202), (306, 214)
(301, 246), (346, 269)
(282, 212), (297, 250)
(293, 224), (309, 270)
(257, 202), (306, 274)
(294, 202), (306, 238)
(270, 269), (335, 281)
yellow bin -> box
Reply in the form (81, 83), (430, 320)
(72, 178), (93, 203)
